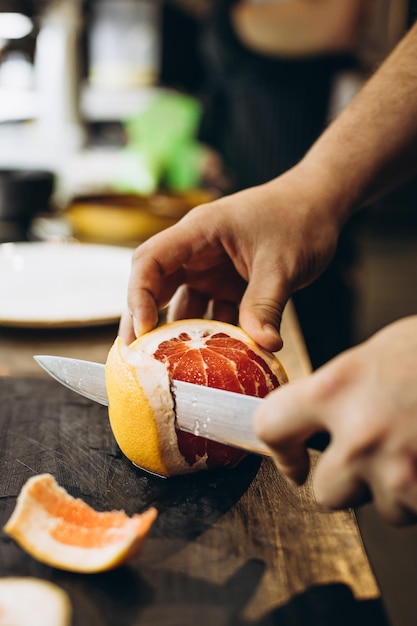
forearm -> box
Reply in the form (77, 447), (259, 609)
(287, 22), (417, 226)
(231, 0), (365, 57)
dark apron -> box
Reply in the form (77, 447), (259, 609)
(198, 0), (357, 190)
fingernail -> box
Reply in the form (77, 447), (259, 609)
(263, 323), (279, 337)
(131, 313), (144, 338)
(262, 323), (282, 348)
(270, 455), (304, 488)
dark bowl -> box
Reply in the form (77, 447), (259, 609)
(0, 169), (54, 222)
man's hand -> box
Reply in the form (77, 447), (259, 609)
(254, 316), (417, 526)
(119, 170), (340, 350)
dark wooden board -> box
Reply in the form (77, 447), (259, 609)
(0, 377), (388, 626)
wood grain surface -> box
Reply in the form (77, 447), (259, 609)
(0, 304), (389, 625)
(0, 376), (387, 626)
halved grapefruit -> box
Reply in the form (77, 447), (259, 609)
(106, 319), (288, 477)
(0, 578), (72, 626)
(3, 474), (157, 573)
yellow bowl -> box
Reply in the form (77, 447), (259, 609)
(65, 191), (216, 245)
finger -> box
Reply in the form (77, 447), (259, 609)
(369, 458), (417, 526)
(312, 446), (372, 509)
(315, 454), (417, 523)
(372, 492), (417, 527)
(168, 291), (239, 326)
(254, 381), (326, 485)
(239, 256), (290, 353)
(167, 285), (210, 322)
(270, 444), (311, 487)
(128, 227), (194, 335)
(210, 299), (239, 325)
(183, 262), (247, 306)
(388, 492), (417, 526)
(393, 474), (417, 526)
(118, 309), (136, 344)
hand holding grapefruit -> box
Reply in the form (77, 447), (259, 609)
(106, 319), (288, 477)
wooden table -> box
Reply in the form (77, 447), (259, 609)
(0, 303), (388, 625)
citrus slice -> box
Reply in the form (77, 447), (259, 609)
(3, 474), (157, 573)
(0, 578), (72, 626)
(106, 319), (288, 477)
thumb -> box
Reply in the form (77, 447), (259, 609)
(239, 258), (290, 352)
(254, 379), (324, 485)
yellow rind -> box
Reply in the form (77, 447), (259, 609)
(106, 337), (169, 477)
(106, 337), (205, 476)
(106, 320), (288, 477)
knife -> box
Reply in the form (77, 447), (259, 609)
(34, 355), (272, 457)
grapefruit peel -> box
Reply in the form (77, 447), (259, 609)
(0, 578), (72, 626)
(105, 319), (288, 477)
(106, 336), (209, 477)
(3, 474), (157, 574)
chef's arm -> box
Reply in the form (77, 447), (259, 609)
(121, 21), (417, 350)
(269, 20), (417, 229)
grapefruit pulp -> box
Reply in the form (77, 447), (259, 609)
(3, 474), (157, 573)
(106, 319), (288, 477)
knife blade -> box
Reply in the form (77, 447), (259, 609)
(34, 355), (271, 457)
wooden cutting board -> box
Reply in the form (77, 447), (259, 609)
(0, 375), (388, 626)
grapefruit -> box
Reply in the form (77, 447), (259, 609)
(106, 319), (288, 477)
(0, 578), (72, 626)
(3, 474), (157, 573)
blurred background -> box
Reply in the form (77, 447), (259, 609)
(0, 0), (222, 249)
(1, 7), (417, 623)
(0, 0), (416, 354)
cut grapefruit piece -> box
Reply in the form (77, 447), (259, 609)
(0, 578), (72, 626)
(106, 318), (288, 477)
(3, 474), (157, 573)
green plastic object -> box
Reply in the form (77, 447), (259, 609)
(115, 92), (206, 194)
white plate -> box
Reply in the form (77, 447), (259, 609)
(0, 242), (133, 328)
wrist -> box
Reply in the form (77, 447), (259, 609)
(266, 161), (355, 236)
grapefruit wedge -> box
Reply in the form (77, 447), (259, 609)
(0, 578), (72, 626)
(106, 319), (288, 477)
(3, 474), (157, 573)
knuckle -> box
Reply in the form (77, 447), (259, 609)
(252, 298), (284, 324)
(381, 458), (417, 493)
(373, 497), (417, 527)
